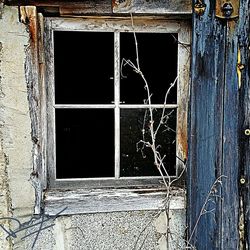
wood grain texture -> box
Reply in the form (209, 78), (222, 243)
(22, 6), (44, 214)
(112, 0), (191, 14)
(44, 187), (185, 215)
(44, 17), (56, 188)
(38, 12), (47, 190)
(221, 19), (239, 249)
(187, 1), (226, 246)
(188, 0), (249, 248)
(6, 0), (191, 15)
(237, 0), (250, 247)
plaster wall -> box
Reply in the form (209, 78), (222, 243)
(0, 6), (186, 250)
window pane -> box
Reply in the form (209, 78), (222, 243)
(56, 109), (114, 178)
(120, 108), (176, 177)
(54, 31), (114, 104)
(120, 33), (178, 104)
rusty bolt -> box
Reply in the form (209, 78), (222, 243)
(221, 2), (234, 18)
(194, 3), (206, 16)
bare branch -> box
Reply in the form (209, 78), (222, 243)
(187, 175), (227, 244)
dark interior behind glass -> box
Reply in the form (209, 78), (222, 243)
(54, 31), (177, 179)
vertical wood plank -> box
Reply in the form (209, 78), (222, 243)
(187, 5), (226, 247)
(176, 22), (191, 178)
(44, 18), (56, 187)
(21, 6), (43, 214)
(221, 19), (240, 249)
(187, 0), (244, 248)
(37, 12), (47, 190)
(238, 0), (250, 247)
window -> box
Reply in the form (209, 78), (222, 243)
(44, 17), (190, 196)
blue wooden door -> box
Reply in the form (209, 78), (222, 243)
(187, 0), (249, 248)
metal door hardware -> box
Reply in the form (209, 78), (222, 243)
(215, 0), (239, 19)
(194, 0), (206, 16)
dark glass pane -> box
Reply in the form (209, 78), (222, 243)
(56, 109), (114, 178)
(54, 31), (114, 104)
(120, 33), (177, 104)
(120, 108), (176, 177)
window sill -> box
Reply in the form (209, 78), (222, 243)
(44, 187), (185, 215)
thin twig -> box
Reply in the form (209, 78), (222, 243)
(187, 175), (227, 244)
(127, 12), (190, 250)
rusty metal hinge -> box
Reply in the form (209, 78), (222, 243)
(215, 0), (239, 19)
(194, 0), (206, 16)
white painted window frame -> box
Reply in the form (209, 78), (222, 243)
(43, 16), (190, 214)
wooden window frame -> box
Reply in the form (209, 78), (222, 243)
(43, 16), (191, 214)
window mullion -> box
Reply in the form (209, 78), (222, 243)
(114, 32), (120, 179)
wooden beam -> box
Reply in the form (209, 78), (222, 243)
(21, 6), (44, 214)
(44, 188), (185, 215)
(5, 0), (192, 15)
(112, 0), (191, 14)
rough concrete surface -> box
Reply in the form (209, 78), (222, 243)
(0, 5), (35, 250)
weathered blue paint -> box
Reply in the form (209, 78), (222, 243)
(221, 19), (240, 249)
(187, 1), (226, 247)
(238, 0), (250, 247)
(188, 0), (249, 248)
